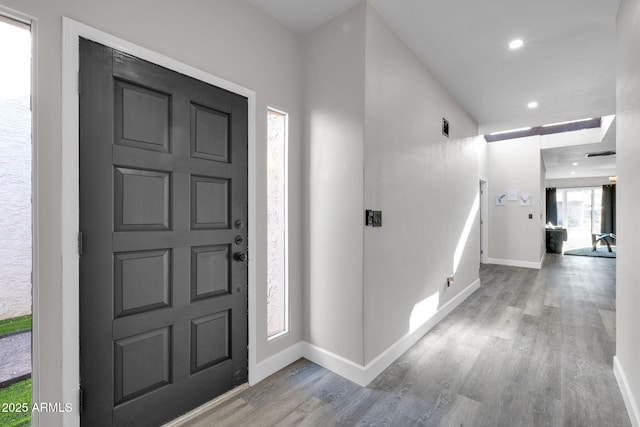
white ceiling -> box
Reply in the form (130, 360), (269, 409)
(542, 120), (616, 180)
(250, 0), (362, 34)
(251, 0), (620, 180)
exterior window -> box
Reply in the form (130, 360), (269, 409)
(267, 108), (288, 339)
(0, 16), (31, 321)
(0, 14), (33, 422)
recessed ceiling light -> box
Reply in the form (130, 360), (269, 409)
(528, 101), (538, 109)
(572, 162), (578, 166)
(509, 39), (524, 49)
(571, 171), (576, 175)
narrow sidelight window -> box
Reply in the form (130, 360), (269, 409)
(0, 14), (33, 424)
(266, 108), (288, 339)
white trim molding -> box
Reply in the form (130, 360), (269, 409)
(306, 278), (481, 386)
(357, 278), (481, 385)
(614, 356), (640, 427)
(488, 255), (544, 270)
(479, 177), (489, 264)
(251, 342), (306, 385)
(250, 278), (481, 387)
(62, 18), (258, 425)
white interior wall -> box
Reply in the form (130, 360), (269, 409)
(0, 1), (303, 425)
(362, 4), (480, 364)
(487, 136), (544, 268)
(478, 137), (489, 179)
(615, 0), (640, 424)
(302, 2), (366, 364)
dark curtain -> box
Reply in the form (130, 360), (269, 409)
(546, 188), (558, 225)
(601, 185), (616, 235)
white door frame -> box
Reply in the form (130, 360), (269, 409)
(62, 18), (257, 426)
(479, 177), (489, 264)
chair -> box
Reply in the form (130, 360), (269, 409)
(592, 233), (615, 252)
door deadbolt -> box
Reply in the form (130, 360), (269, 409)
(234, 220), (245, 229)
(233, 252), (247, 262)
(234, 235), (244, 245)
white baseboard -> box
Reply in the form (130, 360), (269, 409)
(614, 356), (640, 427)
(249, 341), (305, 385)
(302, 342), (369, 386)
(356, 278), (481, 386)
(488, 255), (543, 269)
(249, 278), (481, 387)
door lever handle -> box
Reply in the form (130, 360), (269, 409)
(233, 252), (247, 262)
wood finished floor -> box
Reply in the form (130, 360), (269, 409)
(175, 254), (630, 426)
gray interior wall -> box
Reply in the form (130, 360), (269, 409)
(362, 4), (480, 364)
(302, 2), (366, 364)
(616, 0), (640, 419)
(0, 1), (303, 424)
(487, 136), (543, 264)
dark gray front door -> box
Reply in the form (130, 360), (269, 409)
(79, 38), (248, 427)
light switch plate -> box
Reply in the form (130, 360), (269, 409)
(373, 211), (382, 227)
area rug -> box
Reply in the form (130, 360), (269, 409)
(564, 246), (616, 258)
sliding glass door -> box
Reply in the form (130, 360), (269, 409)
(556, 187), (602, 250)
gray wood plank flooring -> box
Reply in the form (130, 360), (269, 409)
(171, 254), (630, 426)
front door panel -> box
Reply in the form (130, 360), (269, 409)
(79, 38), (248, 427)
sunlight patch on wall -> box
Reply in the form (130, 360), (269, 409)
(453, 193), (479, 274)
(409, 292), (440, 333)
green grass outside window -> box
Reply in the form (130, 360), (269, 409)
(0, 379), (31, 426)
(0, 315), (31, 337)
(0, 315), (32, 425)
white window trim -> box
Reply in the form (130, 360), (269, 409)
(266, 107), (290, 341)
(62, 18), (258, 426)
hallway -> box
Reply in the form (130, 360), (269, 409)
(171, 255), (629, 426)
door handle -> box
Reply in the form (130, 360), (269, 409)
(233, 252), (247, 262)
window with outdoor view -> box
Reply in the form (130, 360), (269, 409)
(0, 14), (32, 426)
(266, 108), (288, 339)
